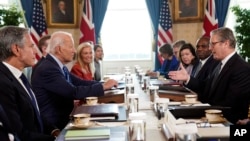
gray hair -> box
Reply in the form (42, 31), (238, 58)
(172, 39), (186, 48)
(49, 31), (74, 54)
(0, 26), (29, 61)
(211, 27), (236, 48)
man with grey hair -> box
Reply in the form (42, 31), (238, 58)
(0, 26), (57, 140)
(31, 31), (118, 130)
(168, 27), (250, 124)
(172, 39), (186, 60)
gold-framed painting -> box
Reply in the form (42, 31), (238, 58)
(173, 0), (204, 23)
(46, 0), (78, 28)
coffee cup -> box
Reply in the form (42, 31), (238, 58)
(85, 97), (98, 105)
(185, 94), (197, 103)
(205, 109), (223, 122)
(73, 113), (91, 125)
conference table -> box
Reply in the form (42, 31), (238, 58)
(56, 73), (231, 141)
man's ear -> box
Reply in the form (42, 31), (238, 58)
(11, 44), (20, 57)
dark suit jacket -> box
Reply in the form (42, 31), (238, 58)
(187, 53), (250, 123)
(0, 62), (55, 141)
(31, 54), (104, 129)
(196, 55), (219, 81)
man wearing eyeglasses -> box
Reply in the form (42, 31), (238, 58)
(168, 27), (250, 124)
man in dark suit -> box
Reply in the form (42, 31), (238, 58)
(194, 36), (219, 80)
(168, 27), (250, 124)
(0, 26), (57, 140)
(31, 31), (118, 130)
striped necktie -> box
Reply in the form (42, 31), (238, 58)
(211, 62), (222, 89)
(63, 66), (71, 82)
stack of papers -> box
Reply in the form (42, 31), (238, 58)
(65, 129), (110, 140)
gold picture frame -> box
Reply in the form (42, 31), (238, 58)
(173, 0), (204, 23)
(46, 0), (78, 28)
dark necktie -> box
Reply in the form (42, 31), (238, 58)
(20, 73), (43, 132)
(63, 66), (71, 82)
(211, 62), (222, 89)
(194, 61), (202, 77)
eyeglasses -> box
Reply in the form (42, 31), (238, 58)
(209, 41), (223, 47)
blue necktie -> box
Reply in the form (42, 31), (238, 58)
(63, 66), (71, 83)
(20, 73), (43, 132)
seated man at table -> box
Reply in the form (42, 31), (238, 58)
(146, 43), (179, 79)
(194, 36), (219, 80)
(168, 27), (250, 124)
(31, 31), (118, 130)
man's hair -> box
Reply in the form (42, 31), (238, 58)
(173, 39), (186, 48)
(38, 35), (51, 52)
(49, 31), (73, 54)
(0, 26), (29, 61)
(159, 43), (173, 56)
(211, 27), (236, 48)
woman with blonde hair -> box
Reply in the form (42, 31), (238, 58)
(71, 42), (95, 80)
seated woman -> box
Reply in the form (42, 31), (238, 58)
(178, 43), (199, 77)
(94, 44), (104, 81)
(146, 43), (179, 78)
(71, 42), (95, 80)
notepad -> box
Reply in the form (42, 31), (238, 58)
(65, 129), (110, 140)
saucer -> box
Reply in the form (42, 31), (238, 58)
(201, 117), (226, 123)
(70, 121), (95, 129)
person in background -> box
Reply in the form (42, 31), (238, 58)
(168, 27), (250, 124)
(71, 42), (95, 80)
(31, 31), (118, 130)
(94, 44), (104, 81)
(172, 39), (186, 60)
(0, 26), (58, 141)
(146, 43), (179, 78)
(38, 35), (51, 57)
(178, 43), (199, 77)
(194, 36), (219, 80)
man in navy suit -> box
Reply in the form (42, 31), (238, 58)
(194, 36), (219, 81)
(0, 26), (57, 141)
(31, 31), (118, 130)
(168, 27), (250, 124)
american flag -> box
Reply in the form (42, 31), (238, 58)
(202, 0), (218, 37)
(30, 0), (48, 60)
(157, 0), (173, 64)
(79, 0), (96, 44)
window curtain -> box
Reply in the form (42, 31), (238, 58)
(215, 0), (230, 27)
(20, 0), (33, 27)
(145, 0), (163, 70)
(92, 0), (109, 43)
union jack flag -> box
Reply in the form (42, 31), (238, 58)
(157, 0), (173, 64)
(202, 0), (218, 37)
(79, 0), (96, 44)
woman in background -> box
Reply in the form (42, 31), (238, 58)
(178, 43), (199, 77)
(71, 42), (95, 80)
(94, 44), (104, 81)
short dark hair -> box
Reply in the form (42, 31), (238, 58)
(159, 43), (173, 56)
(94, 44), (102, 52)
(38, 35), (51, 52)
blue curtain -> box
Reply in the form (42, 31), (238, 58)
(145, 0), (163, 70)
(20, 0), (33, 27)
(92, 0), (109, 43)
(215, 0), (230, 27)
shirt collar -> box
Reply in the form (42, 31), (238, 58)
(49, 53), (64, 69)
(2, 61), (22, 78)
(221, 51), (236, 68)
